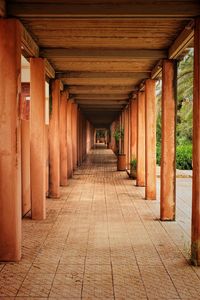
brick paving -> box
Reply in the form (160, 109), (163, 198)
(0, 146), (199, 299)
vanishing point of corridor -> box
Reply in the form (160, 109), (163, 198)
(0, 146), (199, 299)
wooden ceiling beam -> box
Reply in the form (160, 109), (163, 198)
(56, 71), (150, 79)
(21, 23), (39, 57)
(151, 60), (162, 79)
(68, 85), (134, 94)
(7, 2), (200, 18)
(20, 22), (56, 80)
(41, 48), (167, 60)
(79, 104), (123, 107)
(52, 61), (154, 72)
(168, 20), (194, 58)
(76, 100), (128, 104)
(75, 94), (129, 100)
(151, 20), (194, 79)
(57, 71), (150, 85)
(44, 59), (55, 78)
(82, 108), (121, 112)
(62, 78), (140, 86)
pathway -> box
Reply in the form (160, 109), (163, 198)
(0, 146), (199, 299)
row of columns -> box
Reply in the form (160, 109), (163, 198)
(1, 17), (200, 266)
(113, 78), (157, 200)
(0, 19), (94, 261)
(110, 38), (200, 264)
(111, 64), (176, 205)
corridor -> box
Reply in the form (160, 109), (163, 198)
(0, 147), (199, 299)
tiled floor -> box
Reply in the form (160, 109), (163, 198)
(0, 146), (200, 299)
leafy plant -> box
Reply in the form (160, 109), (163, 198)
(113, 127), (124, 154)
(176, 144), (192, 170)
(156, 145), (161, 165)
(156, 49), (193, 170)
(130, 158), (137, 169)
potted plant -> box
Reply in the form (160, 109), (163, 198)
(114, 127), (126, 171)
(130, 158), (137, 179)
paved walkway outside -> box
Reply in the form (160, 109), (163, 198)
(0, 146), (199, 299)
(156, 166), (192, 178)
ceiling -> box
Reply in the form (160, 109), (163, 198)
(6, 0), (200, 127)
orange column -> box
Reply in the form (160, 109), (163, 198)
(128, 105), (131, 165)
(130, 99), (138, 160)
(122, 111), (125, 154)
(127, 107), (130, 167)
(71, 103), (78, 170)
(145, 79), (156, 200)
(45, 125), (49, 197)
(82, 117), (87, 160)
(124, 107), (129, 168)
(21, 120), (31, 216)
(21, 83), (31, 216)
(160, 60), (177, 221)
(80, 112), (83, 164)
(0, 19), (21, 261)
(192, 18), (200, 266)
(30, 58), (46, 220)
(49, 80), (60, 198)
(67, 99), (73, 178)
(77, 109), (80, 166)
(60, 90), (68, 186)
(71, 103), (75, 170)
(136, 92), (145, 187)
(75, 105), (78, 167)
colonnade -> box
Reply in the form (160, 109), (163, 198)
(110, 32), (200, 265)
(0, 19), (94, 261)
(1, 18), (200, 266)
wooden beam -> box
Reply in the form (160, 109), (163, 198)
(21, 23), (39, 58)
(63, 77), (141, 86)
(56, 72), (150, 79)
(79, 104), (123, 108)
(69, 85), (135, 94)
(0, 0), (6, 17)
(41, 48), (167, 60)
(76, 100), (128, 105)
(7, 2), (200, 17)
(169, 21), (194, 58)
(82, 108), (121, 111)
(151, 60), (162, 79)
(75, 94), (129, 100)
(151, 21), (194, 79)
(45, 59), (55, 79)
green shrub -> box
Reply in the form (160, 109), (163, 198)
(156, 145), (161, 165)
(130, 158), (137, 169)
(176, 144), (192, 170)
(156, 144), (192, 170)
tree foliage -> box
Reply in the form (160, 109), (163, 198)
(156, 49), (193, 169)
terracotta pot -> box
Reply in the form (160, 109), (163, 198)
(117, 154), (126, 171)
(130, 165), (137, 179)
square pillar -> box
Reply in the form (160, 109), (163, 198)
(124, 107), (129, 168)
(49, 79), (61, 198)
(30, 58), (46, 219)
(136, 92), (145, 187)
(192, 17), (200, 266)
(130, 99), (138, 160)
(160, 60), (177, 221)
(67, 99), (73, 178)
(21, 83), (31, 216)
(60, 90), (68, 186)
(145, 79), (156, 200)
(72, 103), (78, 170)
(0, 19), (22, 261)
